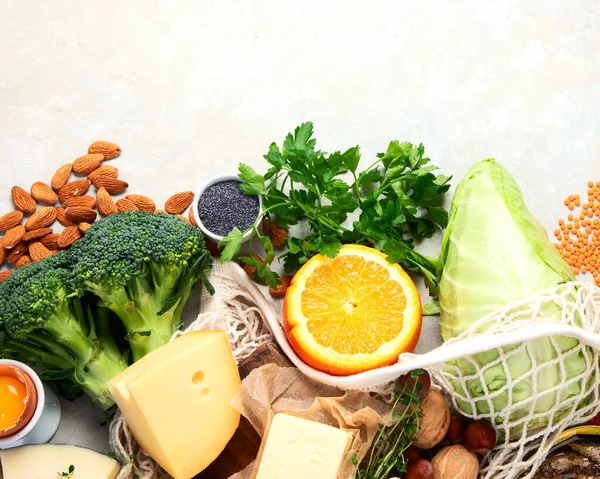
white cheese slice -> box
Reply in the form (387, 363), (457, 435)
(0, 444), (120, 479)
(255, 413), (353, 479)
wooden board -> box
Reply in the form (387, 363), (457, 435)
(197, 344), (292, 478)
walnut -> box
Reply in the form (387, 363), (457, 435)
(414, 389), (451, 449)
(432, 445), (479, 479)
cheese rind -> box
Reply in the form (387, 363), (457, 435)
(0, 444), (120, 479)
(255, 413), (353, 479)
(108, 330), (241, 479)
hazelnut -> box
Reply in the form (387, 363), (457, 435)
(414, 389), (451, 449)
(404, 445), (422, 462)
(464, 422), (496, 455)
(432, 445), (479, 479)
(401, 370), (431, 399)
(446, 415), (468, 444)
(405, 459), (433, 479)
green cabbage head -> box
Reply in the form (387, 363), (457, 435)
(438, 159), (590, 432)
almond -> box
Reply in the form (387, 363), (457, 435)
(263, 219), (288, 248)
(0, 211), (24, 232)
(58, 226), (81, 248)
(189, 208), (198, 227)
(87, 165), (118, 182)
(91, 176), (128, 194)
(78, 222), (91, 234)
(22, 228), (52, 242)
(7, 242), (28, 263)
(73, 153), (104, 175)
(56, 207), (75, 227)
(31, 181), (58, 205)
(0, 245), (6, 265)
(177, 214), (190, 224)
(97, 187), (118, 216)
(269, 275), (293, 297)
(0, 270), (12, 283)
(11, 186), (37, 214)
(29, 242), (51, 262)
(40, 233), (60, 250)
(51, 163), (73, 190)
(155, 209), (166, 214)
(58, 179), (91, 203)
(116, 198), (138, 212)
(165, 191), (194, 214)
(88, 140), (121, 160)
(48, 249), (60, 256)
(16, 255), (31, 269)
(3, 225), (26, 249)
(25, 207), (57, 231)
(240, 254), (265, 284)
(64, 195), (96, 209)
(65, 207), (97, 224)
(126, 194), (156, 212)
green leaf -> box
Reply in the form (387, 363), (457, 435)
(239, 255), (280, 288)
(259, 234), (276, 264)
(379, 140), (413, 170)
(341, 146), (361, 173)
(238, 163), (266, 195)
(219, 227), (245, 262)
(264, 143), (285, 169)
(324, 181), (358, 213)
(422, 300), (440, 316)
(428, 206), (449, 228)
(283, 122), (316, 160)
(357, 168), (383, 187)
(315, 236), (342, 258)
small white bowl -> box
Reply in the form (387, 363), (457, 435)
(193, 173), (262, 244)
(0, 360), (45, 449)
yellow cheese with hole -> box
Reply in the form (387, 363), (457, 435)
(108, 330), (241, 479)
(255, 413), (353, 479)
(0, 444), (120, 479)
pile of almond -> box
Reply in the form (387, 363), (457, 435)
(0, 141), (199, 283)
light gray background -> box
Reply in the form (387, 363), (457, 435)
(1, 0), (599, 455)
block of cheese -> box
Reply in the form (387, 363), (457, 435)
(255, 413), (353, 479)
(0, 444), (120, 479)
(108, 330), (241, 479)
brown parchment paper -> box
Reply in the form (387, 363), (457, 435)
(229, 364), (391, 479)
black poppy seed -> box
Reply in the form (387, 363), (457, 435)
(198, 180), (260, 236)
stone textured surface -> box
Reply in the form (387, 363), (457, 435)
(1, 0), (599, 454)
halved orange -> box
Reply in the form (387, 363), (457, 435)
(283, 244), (422, 376)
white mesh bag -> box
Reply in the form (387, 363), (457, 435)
(249, 272), (600, 479)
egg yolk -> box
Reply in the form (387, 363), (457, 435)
(0, 376), (27, 431)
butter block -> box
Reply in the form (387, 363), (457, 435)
(108, 331), (241, 479)
(255, 413), (353, 479)
(0, 444), (120, 479)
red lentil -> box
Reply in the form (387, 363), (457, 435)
(555, 182), (600, 286)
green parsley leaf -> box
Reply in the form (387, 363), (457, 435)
(219, 228), (245, 262)
(238, 163), (266, 195)
(283, 122), (316, 159)
(314, 236), (343, 258)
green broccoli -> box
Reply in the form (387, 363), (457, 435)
(69, 211), (213, 361)
(0, 254), (128, 409)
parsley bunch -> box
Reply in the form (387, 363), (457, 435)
(220, 122), (451, 295)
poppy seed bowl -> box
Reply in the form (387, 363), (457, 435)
(193, 174), (262, 243)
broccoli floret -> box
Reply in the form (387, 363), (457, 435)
(69, 211), (213, 361)
(0, 253), (128, 409)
